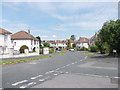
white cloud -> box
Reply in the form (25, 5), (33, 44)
(0, 19), (9, 23)
(52, 35), (57, 38)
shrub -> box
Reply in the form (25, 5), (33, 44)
(80, 47), (88, 51)
(90, 45), (98, 52)
(49, 48), (55, 53)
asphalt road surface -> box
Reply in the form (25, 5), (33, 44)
(1, 51), (118, 88)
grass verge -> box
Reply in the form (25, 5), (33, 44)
(0, 55), (52, 65)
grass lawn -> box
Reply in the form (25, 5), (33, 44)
(81, 51), (95, 56)
(0, 55), (52, 65)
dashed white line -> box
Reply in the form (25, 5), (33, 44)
(39, 79), (45, 82)
(66, 64), (70, 67)
(39, 76), (50, 82)
(71, 63), (74, 64)
(45, 70), (54, 74)
(54, 73), (58, 76)
(31, 75), (43, 80)
(55, 68), (60, 71)
(19, 82), (36, 88)
(12, 80), (28, 86)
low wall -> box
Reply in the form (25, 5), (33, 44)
(0, 52), (39, 59)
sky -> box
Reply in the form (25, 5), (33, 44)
(0, 1), (118, 40)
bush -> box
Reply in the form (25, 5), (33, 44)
(80, 47), (88, 51)
(90, 45), (98, 52)
(49, 48), (55, 53)
(39, 49), (43, 54)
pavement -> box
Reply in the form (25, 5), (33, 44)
(33, 74), (118, 88)
(1, 51), (119, 88)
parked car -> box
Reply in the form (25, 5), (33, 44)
(69, 49), (74, 52)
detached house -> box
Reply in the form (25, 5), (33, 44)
(76, 37), (89, 49)
(0, 28), (13, 55)
(11, 31), (39, 54)
(89, 33), (99, 47)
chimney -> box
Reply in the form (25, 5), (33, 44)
(28, 27), (31, 34)
(28, 30), (30, 34)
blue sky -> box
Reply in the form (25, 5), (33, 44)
(0, 1), (118, 40)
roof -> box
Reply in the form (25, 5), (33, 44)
(90, 34), (99, 41)
(0, 28), (12, 34)
(76, 37), (89, 43)
(11, 31), (38, 40)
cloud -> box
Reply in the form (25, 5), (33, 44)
(0, 19), (9, 23)
(52, 35), (57, 38)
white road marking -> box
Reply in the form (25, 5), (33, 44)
(71, 63), (74, 64)
(65, 72), (69, 74)
(79, 60), (83, 61)
(12, 80), (28, 86)
(39, 76), (50, 82)
(85, 56), (87, 59)
(31, 75), (43, 80)
(55, 68), (60, 71)
(54, 73), (58, 76)
(45, 70), (55, 74)
(19, 82), (36, 88)
(39, 79), (45, 82)
(66, 64), (70, 67)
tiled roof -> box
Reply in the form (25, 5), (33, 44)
(11, 31), (38, 40)
(90, 34), (99, 41)
(0, 28), (12, 34)
(76, 37), (89, 43)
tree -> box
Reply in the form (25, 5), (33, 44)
(36, 36), (42, 47)
(43, 42), (50, 47)
(70, 35), (76, 41)
(72, 43), (76, 48)
(98, 19), (120, 55)
(67, 40), (71, 49)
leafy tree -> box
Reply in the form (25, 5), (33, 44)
(67, 40), (71, 49)
(70, 35), (76, 41)
(36, 36), (42, 47)
(98, 19), (120, 54)
(72, 43), (76, 48)
(43, 42), (50, 47)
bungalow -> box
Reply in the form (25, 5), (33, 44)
(11, 30), (39, 54)
(0, 28), (13, 55)
(76, 37), (89, 49)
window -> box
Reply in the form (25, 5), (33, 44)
(4, 34), (7, 41)
(31, 40), (33, 45)
(14, 42), (16, 46)
(34, 40), (36, 45)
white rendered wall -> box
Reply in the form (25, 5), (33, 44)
(12, 39), (39, 53)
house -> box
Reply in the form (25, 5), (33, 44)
(76, 37), (89, 49)
(11, 30), (39, 54)
(89, 33), (99, 47)
(0, 28), (13, 55)
(42, 40), (67, 50)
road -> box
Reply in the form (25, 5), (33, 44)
(1, 51), (118, 88)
